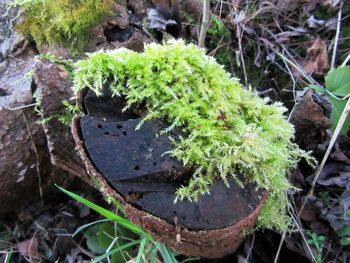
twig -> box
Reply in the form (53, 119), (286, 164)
(208, 36), (226, 56)
(341, 52), (350, 67)
(299, 95), (350, 215)
(274, 230), (286, 263)
(0, 102), (37, 111)
(198, 0), (211, 48)
(280, 50), (298, 121)
(244, 234), (255, 263)
(237, 21), (248, 87)
(274, 207), (317, 262)
(331, 3), (343, 69)
(263, 28), (320, 86)
(231, 4), (248, 87)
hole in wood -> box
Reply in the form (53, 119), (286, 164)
(134, 165), (140, 170)
(0, 88), (8, 97)
(153, 162), (157, 166)
(117, 124), (123, 129)
(123, 131), (127, 136)
(97, 124), (102, 128)
(104, 131), (110, 135)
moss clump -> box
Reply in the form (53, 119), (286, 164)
(73, 39), (315, 230)
(15, 0), (114, 51)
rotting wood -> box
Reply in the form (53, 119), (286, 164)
(71, 89), (268, 258)
(33, 59), (90, 183)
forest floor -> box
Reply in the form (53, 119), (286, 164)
(1, 0), (350, 262)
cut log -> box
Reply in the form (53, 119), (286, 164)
(71, 89), (268, 258)
(81, 116), (187, 182)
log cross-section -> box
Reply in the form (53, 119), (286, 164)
(71, 89), (268, 258)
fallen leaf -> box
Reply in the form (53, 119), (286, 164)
(17, 238), (40, 259)
(323, 0), (342, 8)
(293, 37), (329, 78)
(317, 163), (350, 188)
(299, 198), (320, 221)
(303, 0), (323, 14)
(330, 143), (350, 164)
(277, 0), (304, 12)
(307, 15), (325, 29)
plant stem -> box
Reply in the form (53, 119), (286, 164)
(331, 3), (342, 69)
(198, 0), (210, 48)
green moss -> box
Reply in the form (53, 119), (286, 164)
(15, 0), (114, 52)
(206, 15), (233, 69)
(73, 40), (315, 231)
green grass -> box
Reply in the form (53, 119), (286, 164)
(58, 185), (199, 263)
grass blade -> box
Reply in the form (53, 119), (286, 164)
(180, 257), (201, 263)
(156, 242), (177, 263)
(91, 239), (141, 263)
(57, 185), (148, 237)
(72, 218), (111, 237)
(135, 237), (147, 263)
(4, 249), (13, 263)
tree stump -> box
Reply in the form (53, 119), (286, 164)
(71, 88), (268, 259)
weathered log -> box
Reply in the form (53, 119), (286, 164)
(33, 59), (90, 184)
(0, 44), (74, 217)
(0, 14), (74, 216)
(71, 89), (268, 258)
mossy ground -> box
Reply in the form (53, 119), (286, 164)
(14, 0), (114, 52)
(73, 39), (315, 231)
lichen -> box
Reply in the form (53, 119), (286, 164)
(14, 0), (114, 52)
(73, 39), (315, 230)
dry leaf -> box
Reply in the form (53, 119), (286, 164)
(303, 0), (324, 14)
(293, 37), (329, 78)
(17, 238), (40, 259)
(277, 0), (304, 12)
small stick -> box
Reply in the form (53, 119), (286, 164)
(331, 3), (343, 69)
(244, 233), (255, 263)
(198, 0), (210, 48)
(274, 231), (286, 263)
(1, 102), (37, 111)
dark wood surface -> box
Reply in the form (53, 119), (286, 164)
(113, 180), (264, 230)
(80, 90), (265, 230)
(81, 116), (186, 182)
